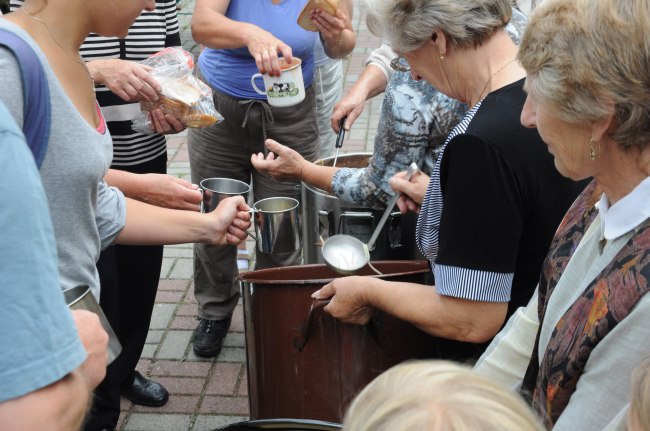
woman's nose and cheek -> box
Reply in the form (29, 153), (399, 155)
(520, 95), (537, 129)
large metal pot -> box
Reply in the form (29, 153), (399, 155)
(301, 153), (421, 264)
(239, 261), (483, 422)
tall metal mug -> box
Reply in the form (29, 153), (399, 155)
(63, 285), (122, 364)
(253, 197), (301, 254)
(199, 178), (251, 213)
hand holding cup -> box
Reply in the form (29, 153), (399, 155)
(206, 196), (252, 246)
(71, 309), (109, 390)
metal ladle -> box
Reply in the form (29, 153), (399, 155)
(321, 162), (419, 275)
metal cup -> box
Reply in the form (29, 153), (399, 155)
(253, 197), (301, 254)
(199, 178), (251, 213)
(62, 285), (122, 364)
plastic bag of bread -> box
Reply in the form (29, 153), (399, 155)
(132, 47), (223, 132)
(297, 0), (340, 31)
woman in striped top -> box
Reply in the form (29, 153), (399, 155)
(83, 3), (200, 430)
(312, 0), (586, 354)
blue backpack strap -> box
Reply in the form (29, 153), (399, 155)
(0, 28), (51, 168)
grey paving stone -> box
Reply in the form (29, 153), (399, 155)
(150, 360), (212, 377)
(149, 303), (176, 329)
(163, 246), (194, 258)
(140, 344), (157, 360)
(168, 160), (191, 169)
(145, 330), (164, 344)
(191, 415), (248, 431)
(123, 413), (191, 431)
(217, 347), (246, 363)
(157, 330), (193, 359)
(169, 257), (194, 279)
(159, 257), (174, 278)
(224, 332), (245, 348)
(187, 349), (214, 362)
(158, 279), (190, 291)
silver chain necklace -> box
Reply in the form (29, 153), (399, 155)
(19, 7), (95, 90)
(476, 57), (516, 105)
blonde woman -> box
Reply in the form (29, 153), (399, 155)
(343, 360), (543, 431)
(0, 0), (251, 296)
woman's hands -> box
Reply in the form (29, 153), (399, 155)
(133, 174), (203, 211)
(105, 170), (203, 211)
(330, 84), (368, 133)
(311, 7), (352, 56)
(390, 170), (430, 214)
(89, 58), (186, 134)
(246, 27), (293, 76)
(251, 139), (310, 182)
(312, 276), (376, 325)
(71, 310), (109, 390)
(148, 110), (185, 134)
(312, 8), (347, 43)
(207, 196), (252, 246)
(330, 65), (388, 133)
(90, 58), (161, 102)
(117, 194), (251, 247)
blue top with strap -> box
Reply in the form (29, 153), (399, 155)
(197, 0), (316, 100)
(0, 28), (51, 167)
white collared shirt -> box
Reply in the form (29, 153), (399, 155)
(596, 176), (650, 241)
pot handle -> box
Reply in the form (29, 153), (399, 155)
(388, 212), (403, 248)
(292, 297), (384, 352)
(318, 209), (333, 239)
(293, 298), (330, 352)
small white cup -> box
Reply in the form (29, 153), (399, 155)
(251, 57), (305, 108)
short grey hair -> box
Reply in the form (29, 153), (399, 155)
(519, 0), (650, 151)
(364, 0), (513, 53)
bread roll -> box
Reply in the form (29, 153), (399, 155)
(297, 0), (340, 32)
(183, 113), (218, 128)
(157, 76), (201, 105)
(140, 76), (218, 128)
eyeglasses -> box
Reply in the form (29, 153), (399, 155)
(390, 55), (411, 72)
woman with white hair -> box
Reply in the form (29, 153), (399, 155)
(305, 0), (585, 354)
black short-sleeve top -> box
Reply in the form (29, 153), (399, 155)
(416, 79), (587, 315)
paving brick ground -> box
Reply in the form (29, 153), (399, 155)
(115, 3), (382, 430)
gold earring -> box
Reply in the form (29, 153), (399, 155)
(439, 54), (444, 61)
(589, 138), (600, 160)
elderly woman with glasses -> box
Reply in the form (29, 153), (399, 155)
(251, 9), (527, 267)
(303, 0), (586, 353)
